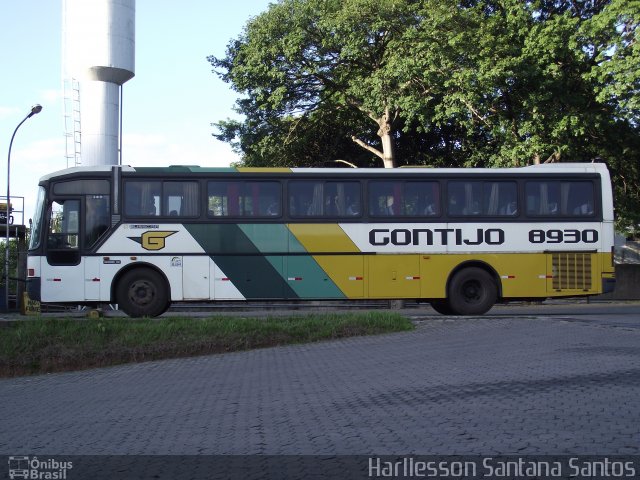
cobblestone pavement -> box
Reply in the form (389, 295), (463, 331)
(1, 306), (639, 457)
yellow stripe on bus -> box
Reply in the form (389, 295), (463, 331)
(287, 224), (361, 253)
(313, 252), (606, 300)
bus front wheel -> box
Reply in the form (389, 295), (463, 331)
(447, 267), (497, 316)
(116, 268), (169, 318)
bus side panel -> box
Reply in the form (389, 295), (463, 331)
(211, 255), (290, 299)
(98, 255), (184, 302)
(495, 254), (548, 298)
(285, 255), (346, 299)
(286, 223), (365, 298)
(39, 260), (87, 302)
(368, 255), (421, 298)
(182, 256), (210, 300)
(419, 254), (550, 300)
(84, 256), (102, 301)
(311, 255), (365, 298)
(212, 259), (245, 300)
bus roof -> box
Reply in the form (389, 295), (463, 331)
(37, 162), (610, 182)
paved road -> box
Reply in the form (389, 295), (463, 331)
(1, 302), (639, 477)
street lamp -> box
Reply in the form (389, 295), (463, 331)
(5, 104), (42, 311)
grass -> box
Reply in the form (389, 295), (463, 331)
(0, 312), (414, 377)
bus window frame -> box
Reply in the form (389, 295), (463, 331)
(368, 179), (442, 219)
(519, 175), (603, 222)
(287, 179), (362, 220)
(123, 179), (201, 218)
(206, 180), (283, 219)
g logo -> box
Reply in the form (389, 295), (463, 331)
(129, 231), (176, 250)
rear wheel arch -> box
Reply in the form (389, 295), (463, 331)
(444, 261), (502, 316)
(446, 261), (503, 299)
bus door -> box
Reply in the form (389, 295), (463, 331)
(41, 197), (110, 302)
(41, 199), (84, 302)
(84, 195), (110, 301)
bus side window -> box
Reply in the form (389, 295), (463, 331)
(289, 181), (359, 218)
(125, 181), (161, 216)
(208, 181), (230, 216)
(258, 183), (281, 216)
(369, 181), (397, 216)
(324, 181), (360, 217)
(567, 181), (594, 216)
(289, 181), (323, 217)
(486, 182), (517, 216)
(526, 181), (560, 216)
(404, 181), (439, 216)
(164, 181), (199, 217)
(85, 195), (110, 248)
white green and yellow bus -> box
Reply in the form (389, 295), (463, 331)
(26, 163), (615, 317)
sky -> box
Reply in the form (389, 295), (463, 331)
(0, 0), (273, 223)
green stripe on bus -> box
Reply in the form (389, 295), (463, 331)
(283, 255), (346, 299)
(184, 224), (297, 299)
(239, 224), (345, 298)
(238, 224), (289, 253)
(185, 223), (346, 299)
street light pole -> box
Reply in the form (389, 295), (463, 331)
(5, 104), (42, 311)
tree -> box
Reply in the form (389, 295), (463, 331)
(209, 0), (425, 168)
(210, 0), (640, 232)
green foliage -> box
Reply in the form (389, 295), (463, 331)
(210, 0), (640, 233)
(0, 312), (413, 376)
(0, 239), (20, 290)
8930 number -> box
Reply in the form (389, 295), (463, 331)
(529, 229), (599, 244)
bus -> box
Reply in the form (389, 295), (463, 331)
(26, 163), (616, 317)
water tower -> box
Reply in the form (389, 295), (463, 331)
(63, 0), (135, 167)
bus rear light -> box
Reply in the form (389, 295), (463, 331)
(28, 268), (35, 277)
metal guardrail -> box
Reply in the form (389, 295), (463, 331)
(615, 241), (640, 264)
(0, 196), (25, 226)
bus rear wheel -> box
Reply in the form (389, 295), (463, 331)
(430, 300), (453, 315)
(447, 267), (497, 316)
(116, 268), (169, 318)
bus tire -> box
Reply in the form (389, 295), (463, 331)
(430, 300), (453, 315)
(447, 267), (497, 316)
(116, 268), (169, 318)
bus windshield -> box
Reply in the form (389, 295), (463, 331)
(29, 186), (46, 250)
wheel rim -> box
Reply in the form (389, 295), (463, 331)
(128, 279), (155, 306)
(461, 279), (483, 304)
